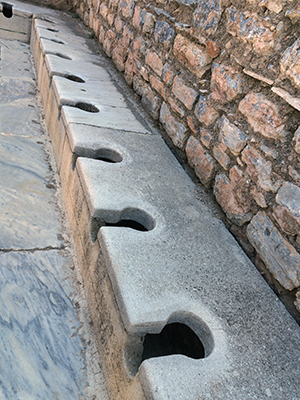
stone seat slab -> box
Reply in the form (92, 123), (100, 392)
(61, 104), (150, 134)
(52, 75), (129, 108)
(70, 125), (300, 399)
(44, 54), (110, 82)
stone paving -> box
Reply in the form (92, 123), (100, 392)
(0, 23), (108, 400)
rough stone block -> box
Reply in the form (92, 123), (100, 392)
(172, 76), (198, 110)
(133, 6), (145, 30)
(193, 0), (222, 35)
(154, 20), (175, 49)
(213, 143), (231, 170)
(173, 34), (212, 79)
(145, 50), (163, 76)
(168, 97), (185, 118)
(186, 136), (215, 187)
(195, 96), (219, 126)
(238, 93), (286, 140)
(103, 30), (116, 57)
(150, 75), (166, 100)
(214, 173), (252, 225)
(247, 212), (300, 290)
(211, 63), (244, 104)
(200, 128), (214, 149)
(118, 0), (134, 18)
(294, 127), (300, 154)
(280, 38), (300, 89)
(241, 145), (282, 193)
(219, 116), (248, 156)
(160, 102), (188, 148)
(162, 63), (174, 85)
(226, 7), (278, 55)
(274, 182), (300, 235)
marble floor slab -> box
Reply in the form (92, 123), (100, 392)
(0, 133), (62, 250)
(0, 250), (85, 400)
(0, 27), (108, 400)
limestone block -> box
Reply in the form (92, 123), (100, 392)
(280, 38), (300, 89)
(159, 102), (189, 148)
(238, 92), (286, 140)
(247, 211), (300, 290)
(173, 34), (212, 79)
(241, 145), (282, 192)
(219, 116), (248, 156)
(186, 136), (216, 187)
(211, 63), (244, 103)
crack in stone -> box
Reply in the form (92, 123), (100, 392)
(0, 244), (65, 253)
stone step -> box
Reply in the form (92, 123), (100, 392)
(29, 7), (300, 400)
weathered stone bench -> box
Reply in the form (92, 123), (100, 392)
(6, 5), (298, 398)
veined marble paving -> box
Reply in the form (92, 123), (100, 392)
(0, 27), (108, 400)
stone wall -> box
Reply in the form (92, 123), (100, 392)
(69, 0), (300, 320)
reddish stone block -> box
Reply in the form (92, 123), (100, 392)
(154, 20), (175, 49)
(186, 116), (198, 135)
(239, 92), (286, 140)
(142, 12), (155, 33)
(107, 13), (114, 26)
(160, 102), (189, 149)
(280, 38), (300, 89)
(145, 50), (163, 76)
(206, 40), (220, 58)
(218, 116), (248, 156)
(108, 0), (119, 12)
(162, 63), (174, 86)
(226, 7), (279, 55)
(168, 97), (185, 118)
(193, 0), (222, 35)
(103, 30), (116, 57)
(273, 206), (300, 236)
(100, 3), (108, 18)
(172, 76), (198, 111)
(150, 75), (167, 100)
(99, 26), (106, 44)
(114, 16), (123, 34)
(195, 96), (219, 126)
(241, 145), (282, 193)
(124, 51), (138, 85)
(275, 182), (300, 235)
(186, 136), (216, 187)
(213, 173), (252, 226)
(213, 143), (231, 170)
(173, 34), (212, 79)
(133, 6), (145, 30)
(200, 128), (214, 149)
(111, 26), (132, 71)
(211, 63), (244, 104)
(133, 77), (161, 119)
(118, 0), (134, 18)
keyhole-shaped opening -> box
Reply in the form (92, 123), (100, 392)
(142, 323), (205, 361)
(2, 2), (13, 18)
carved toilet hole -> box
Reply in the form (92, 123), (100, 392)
(52, 53), (72, 60)
(91, 209), (155, 242)
(142, 323), (205, 361)
(73, 102), (99, 113)
(2, 2), (13, 18)
(125, 315), (214, 376)
(50, 39), (65, 45)
(64, 74), (85, 83)
(71, 148), (123, 171)
(47, 27), (59, 33)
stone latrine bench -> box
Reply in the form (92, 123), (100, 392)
(3, 3), (299, 398)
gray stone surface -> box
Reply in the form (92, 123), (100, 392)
(0, 14), (109, 399)
(70, 124), (300, 398)
(0, 250), (85, 399)
(247, 211), (300, 290)
(30, 5), (300, 400)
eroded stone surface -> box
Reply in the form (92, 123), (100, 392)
(247, 211), (300, 290)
